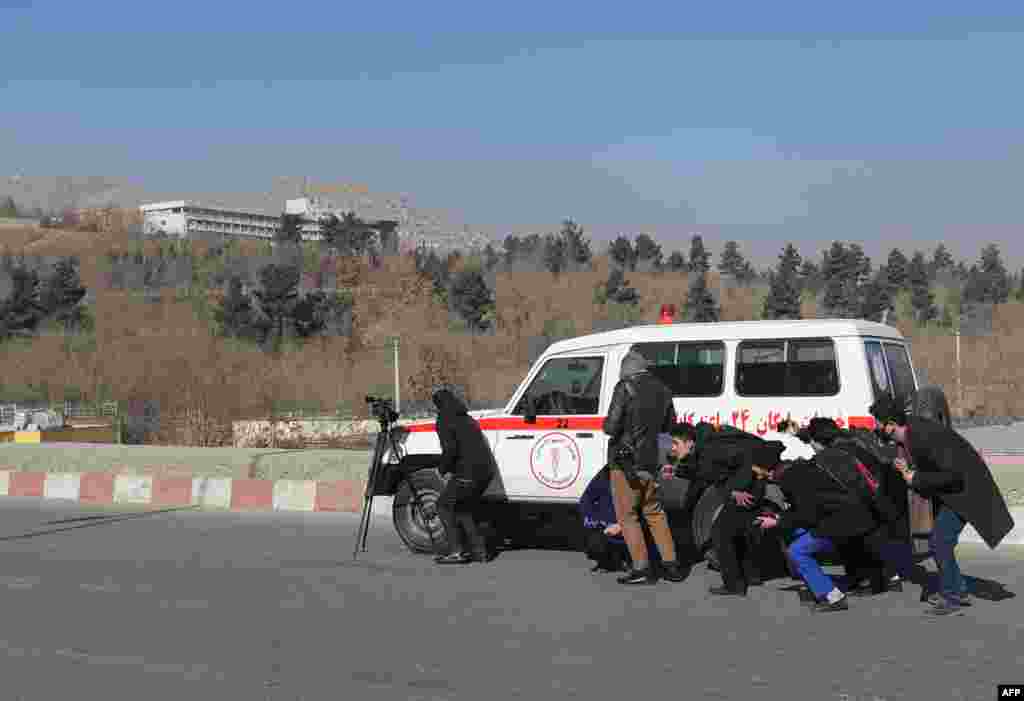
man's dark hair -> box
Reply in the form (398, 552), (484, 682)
(669, 422), (697, 441)
(869, 396), (909, 426)
(776, 419), (798, 433)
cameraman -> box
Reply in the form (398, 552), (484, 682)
(603, 351), (685, 585)
(432, 387), (496, 565)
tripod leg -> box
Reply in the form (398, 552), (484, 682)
(353, 432), (386, 560)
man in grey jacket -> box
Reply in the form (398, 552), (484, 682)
(603, 351), (685, 585)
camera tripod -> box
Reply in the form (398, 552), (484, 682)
(352, 396), (440, 560)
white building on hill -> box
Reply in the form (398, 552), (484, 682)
(141, 201), (283, 240)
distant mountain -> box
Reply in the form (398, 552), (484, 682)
(1, 175), (495, 253)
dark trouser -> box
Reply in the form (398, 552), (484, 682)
(583, 529), (629, 572)
(929, 506), (967, 603)
(712, 502), (761, 592)
(836, 527), (919, 592)
(437, 475), (489, 557)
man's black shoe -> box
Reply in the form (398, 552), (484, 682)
(847, 582), (885, 598)
(812, 597), (849, 612)
(660, 562), (686, 583)
(708, 586), (747, 597)
(617, 568), (656, 585)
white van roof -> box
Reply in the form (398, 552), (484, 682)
(545, 319), (905, 355)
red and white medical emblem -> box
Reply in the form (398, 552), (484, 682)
(530, 432), (581, 490)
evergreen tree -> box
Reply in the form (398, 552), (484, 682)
(292, 291), (328, 338)
(684, 271), (719, 322)
(596, 268), (640, 306)
(559, 219), (593, 268)
(977, 243), (1010, 304)
(860, 269), (893, 322)
(762, 244), (803, 320)
(482, 243), (501, 271)
(608, 235), (636, 271)
(930, 243), (955, 278)
(450, 269), (495, 332)
(688, 234), (711, 274)
(799, 259), (821, 294)
(633, 234), (663, 271)
(0, 265), (46, 337)
(254, 263), (301, 350)
(542, 232), (567, 274)
(215, 275), (261, 340)
(907, 251), (937, 323)
(719, 240), (757, 283)
(42, 256), (87, 332)
(1016, 268), (1024, 302)
(665, 251), (687, 272)
(821, 241), (855, 317)
(277, 213), (305, 244)
(962, 264), (986, 305)
(885, 248), (909, 292)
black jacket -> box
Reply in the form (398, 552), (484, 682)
(433, 390), (496, 484)
(602, 372), (676, 470)
(902, 417), (1014, 549)
(831, 432), (908, 538)
(776, 448), (879, 540)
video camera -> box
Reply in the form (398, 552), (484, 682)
(365, 395), (399, 425)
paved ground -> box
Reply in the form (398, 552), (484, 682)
(0, 498), (1022, 701)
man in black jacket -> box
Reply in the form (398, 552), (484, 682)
(870, 396), (1015, 615)
(603, 351), (685, 585)
(432, 387), (497, 565)
(708, 439), (786, 597)
(798, 418), (910, 597)
(757, 446), (883, 612)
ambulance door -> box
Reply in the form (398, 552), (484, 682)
(493, 353), (608, 501)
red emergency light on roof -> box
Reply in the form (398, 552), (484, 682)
(658, 304), (676, 324)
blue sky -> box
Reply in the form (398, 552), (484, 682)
(4, 1), (1024, 268)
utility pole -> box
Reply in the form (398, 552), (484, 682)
(390, 336), (400, 413)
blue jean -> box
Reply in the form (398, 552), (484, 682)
(930, 506), (966, 603)
(787, 529), (837, 599)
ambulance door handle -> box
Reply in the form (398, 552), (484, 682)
(575, 433), (594, 438)
(507, 434), (534, 440)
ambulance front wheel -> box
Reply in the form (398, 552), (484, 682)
(393, 469), (449, 555)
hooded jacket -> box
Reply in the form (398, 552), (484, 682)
(901, 416), (1014, 549)
(433, 389), (496, 484)
(602, 351), (677, 470)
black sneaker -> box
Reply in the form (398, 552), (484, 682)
(617, 568), (657, 585)
(813, 596), (849, 612)
(708, 586), (747, 597)
(660, 562), (686, 583)
(924, 599), (963, 616)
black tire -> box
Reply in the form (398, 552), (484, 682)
(692, 486), (724, 555)
(393, 469), (448, 555)
(911, 385), (952, 428)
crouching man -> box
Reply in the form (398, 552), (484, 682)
(870, 396), (1015, 616)
(708, 440), (786, 597)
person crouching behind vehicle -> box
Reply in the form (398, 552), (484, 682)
(870, 396), (1015, 616)
(708, 440), (786, 597)
(432, 387), (496, 565)
(603, 351), (685, 585)
(579, 466), (661, 573)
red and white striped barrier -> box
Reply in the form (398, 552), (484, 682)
(0, 470), (367, 513)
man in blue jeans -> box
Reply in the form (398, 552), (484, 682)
(870, 396), (1015, 616)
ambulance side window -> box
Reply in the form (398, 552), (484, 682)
(883, 342), (917, 403)
(632, 341), (725, 397)
(513, 356), (605, 416)
(864, 340), (892, 401)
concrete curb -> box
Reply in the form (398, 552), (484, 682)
(0, 470), (368, 514)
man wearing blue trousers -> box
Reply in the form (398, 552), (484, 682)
(757, 449), (887, 613)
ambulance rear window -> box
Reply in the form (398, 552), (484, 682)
(631, 341), (725, 397)
(736, 338), (839, 397)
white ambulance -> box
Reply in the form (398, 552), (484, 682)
(375, 317), (950, 555)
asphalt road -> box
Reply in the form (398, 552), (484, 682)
(1, 499), (1022, 701)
